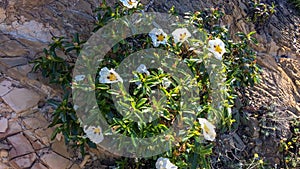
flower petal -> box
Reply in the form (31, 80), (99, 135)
(155, 157), (177, 169)
(149, 28), (167, 47)
(120, 0), (138, 8)
(99, 67), (123, 83)
(84, 125), (104, 144)
(207, 38), (226, 60)
(198, 118), (216, 141)
(74, 75), (85, 82)
(172, 28), (191, 43)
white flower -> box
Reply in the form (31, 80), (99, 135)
(83, 125), (104, 144)
(149, 28), (167, 47)
(171, 28), (191, 44)
(162, 77), (171, 88)
(74, 75), (85, 82)
(136, 64), (150, 75)
(207, 38), (226, 60)
(155, 157), (177, 169)
(134, 64), (150, 85)
(120, 0), (138, 8)
(99, 67), (123, 83)
(198, 118), (216, 141)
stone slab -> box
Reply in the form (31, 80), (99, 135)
(10, 153), (37, 168)
(0, 119), (22, 138)
(40, 152), (71, 169)
(7, 133), (34, 159)
(2, 88), (40, 113)
(0, 57), (28, 68)
(0, 80), (13, 97)
(0, 118), (8, 133)
(31, 162), (48, 169)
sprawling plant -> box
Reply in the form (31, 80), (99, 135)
(32, 0), (260, 168)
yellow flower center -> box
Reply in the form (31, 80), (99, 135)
(179, 32), (187, 40)
(156, 33), (165, 42)
(203, 124), (210, 133)
(214, 45), (223, 54)
(128, 0), (133, 5)
(93, 127), (101, 134)
(107, 72), (117, 81)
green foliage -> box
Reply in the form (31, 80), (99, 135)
(32, 1), (261, 168)
(279, 118), (300, 168)
(247, 0), (276, 26)
(288, 0), (300, 12)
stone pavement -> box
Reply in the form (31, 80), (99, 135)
(0, 73), (82, 169)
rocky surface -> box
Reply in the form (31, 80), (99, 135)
(0, 74), (83, 169)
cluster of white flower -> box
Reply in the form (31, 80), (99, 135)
(79, 0), (221, 156)
(149, 27), (226, 60)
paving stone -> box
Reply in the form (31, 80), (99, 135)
(51, 140), (70, 159)
(0, 119), (22, 138)
(7, 133), (34, 159)
(32, 140), (47, 151)
(69, 163), (81, 169)
(22, 113), (48, 130)
(2, 88), (40, 113)
(0, 143), (10, 150)
(34, 128), (53, 146)
(0, 40), (28, 57)
(0, 162), (11, 169)
(23, 130), (47, 150)
(9, 64), (34, 78)
(0, 118), (8, 133)
(0, 80), (13, 97)
(0, 57), (28, 68)
(31, 162), (48, 169)
(40, 152), (72, 169)
(9, 153), (36, 168)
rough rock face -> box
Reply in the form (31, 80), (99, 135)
(0, 0), (299, 168)
(0, 0), (101, 96)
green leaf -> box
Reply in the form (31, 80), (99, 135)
(136, 98), (147, 109)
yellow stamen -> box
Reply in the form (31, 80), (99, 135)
(203, 124), (210, 133)
(156, 33), (165, 42)
(107, 72), (117, 81)
(128, 0), (133, 5)
(179, 32), (187, 40)
(214, 45), (223, 54)
(93, 127), (101, 134)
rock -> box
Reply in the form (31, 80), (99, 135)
(0, 163), (10, 169)
(0, 80), (13, 97)
(34, 128), (54, 146)
(7, 133), (34, 158)
(23, 130), (47, 150)
(2, 88), (40, 113)
(70, 163), (81, 169)
(0, 149), (9, 158)
(0, 57), (28, 68)
(31, 162), (48, 169)
(0, 143), (10, 150)
(22, 112), (48, 130)
(0, 118), (8, 133)
(0, 40), (29, 57)
(51, 140), (71, 159)
(0, 119), (22, 138)
(9, 153), (37, 168)
(40, 152), (72, 169)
